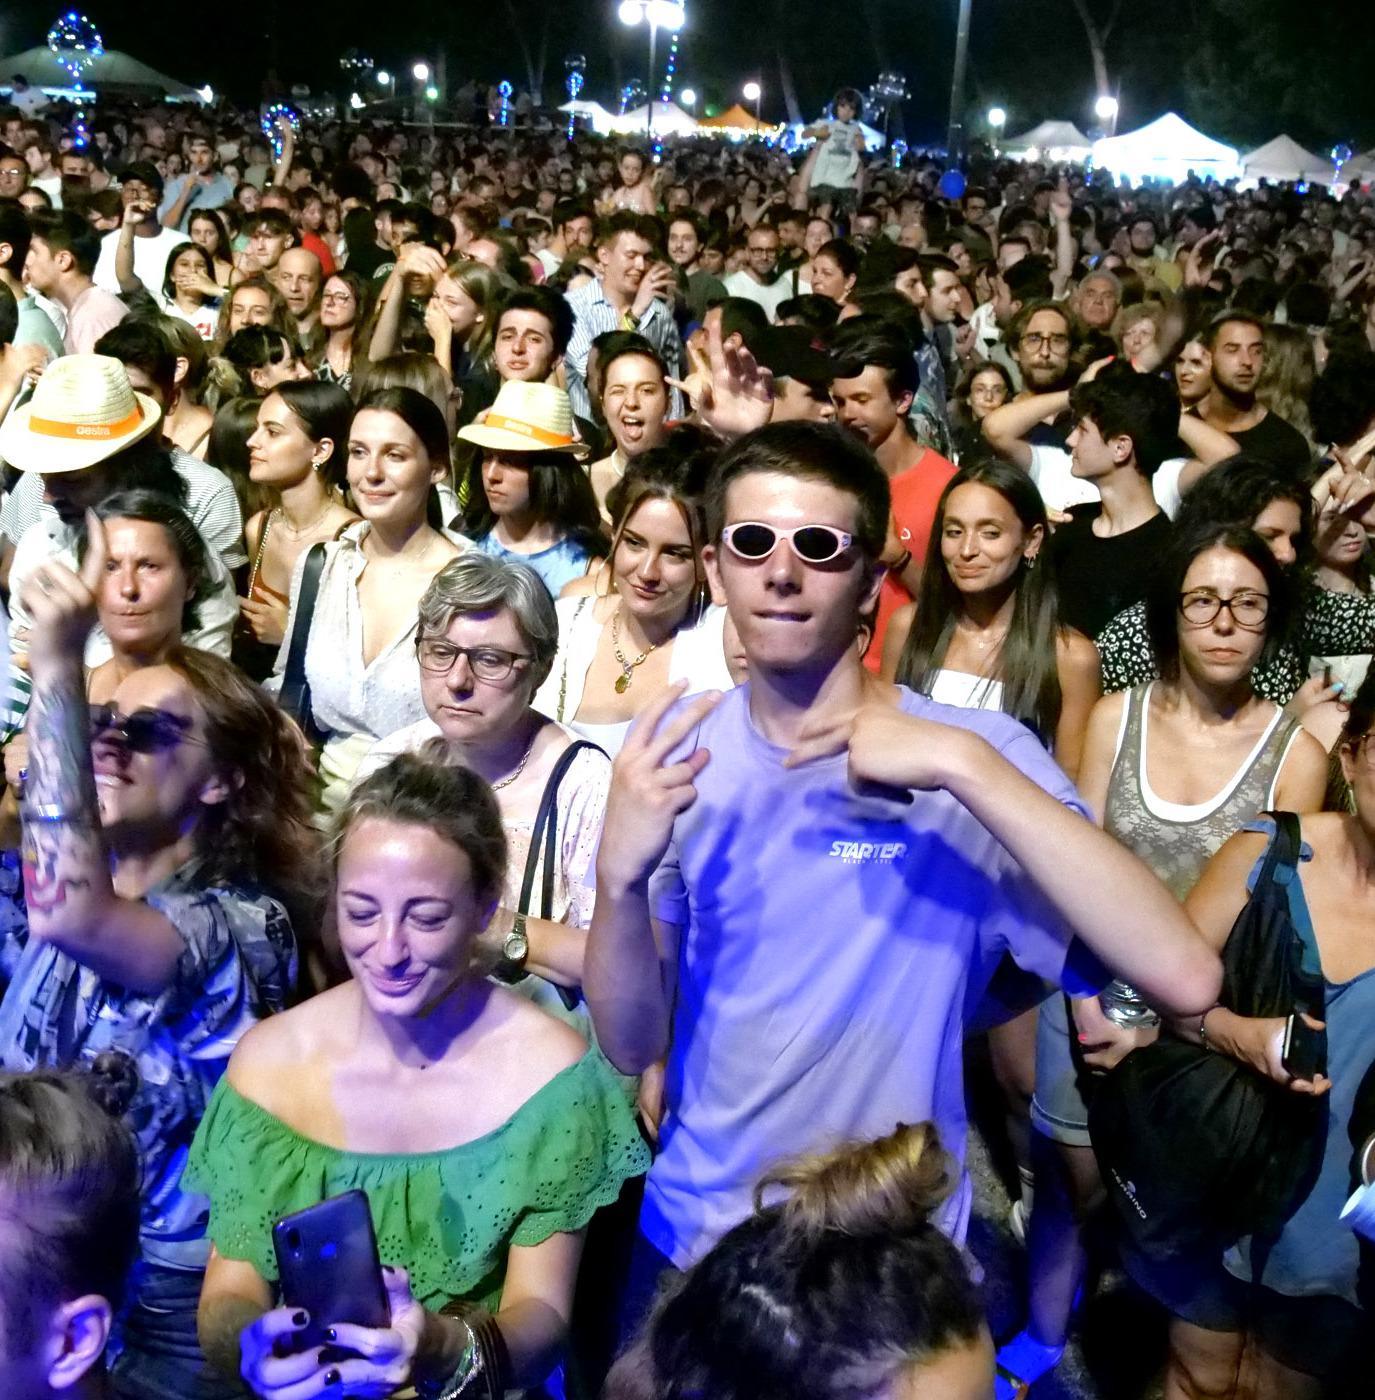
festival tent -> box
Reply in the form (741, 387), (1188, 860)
(697, 103), (767, 132)
(1091, 112), (1240, 184)
(612, 102), (698, 138)
(557, 99), (618, 137)
(1240, 135), (1334, 186)
(0, 45), (207, 102)
(1003, 120), (1093, 163)
(1337, 149), (1375, 188)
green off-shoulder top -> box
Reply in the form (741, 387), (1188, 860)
(184, 1049), (650, 1311)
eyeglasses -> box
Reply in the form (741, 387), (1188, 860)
(1020, 332), (1072, 353)
(416, 637), (532, 681)
(89, 703), (203, 754)
(721, 522), (855, 564)
(1179, 590), (1270, 629)
(321, 291), (354, 305)
(1345, 732), (1375, 768)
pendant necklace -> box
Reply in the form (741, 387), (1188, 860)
(612, 609), (659, 694)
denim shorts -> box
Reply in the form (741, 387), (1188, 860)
(1030, 991), (1094, 1148)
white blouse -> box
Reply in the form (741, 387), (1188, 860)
(269, 522), (469, 762)
(532, 597), (736, 756)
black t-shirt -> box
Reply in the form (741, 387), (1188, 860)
(1050, 504), (1174, 639)
(1225, 410), (1311, 473)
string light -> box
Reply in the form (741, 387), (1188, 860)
(260, 103), (299, 160)
(47, 11), (103, 80)
(497, 80), (512, 127)
(565, 54), (586, 141)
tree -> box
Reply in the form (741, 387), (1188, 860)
(1066, 0), (1124, 98)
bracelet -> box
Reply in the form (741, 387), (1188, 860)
(1198, 1006), (1221, 1052)
(417, 1308), (510, 1400)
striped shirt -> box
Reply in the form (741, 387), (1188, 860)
(564, 276), (684, 421)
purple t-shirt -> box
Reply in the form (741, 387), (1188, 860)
(642, 683), (1101, 1267)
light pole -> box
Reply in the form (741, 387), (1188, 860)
(743, 79), (761, 135)
(1094, 92), (1119, 138)
(946, 0), (973, 164)
(618, 0), (686, 144)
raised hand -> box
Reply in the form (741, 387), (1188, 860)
(22, 510), (106, 678)
(1183, 229), (1224, 289)
(598, 681), (719, 890)
(670, 314), (774, 441)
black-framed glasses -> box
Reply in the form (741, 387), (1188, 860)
(1179, 590), (1270, 629)
(416, 636), (532, 682)
(721, 522), (855, 565)
(1020, 332), (1072, 353)
(89, 704), (203, 754)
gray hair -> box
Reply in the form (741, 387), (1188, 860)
(417, 552), (559, 695)
(1080, 268), (1123, 296)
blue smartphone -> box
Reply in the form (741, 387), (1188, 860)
(271, 1190), (389, 1355)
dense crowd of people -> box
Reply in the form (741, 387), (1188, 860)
(4, 77), (1375, 1400)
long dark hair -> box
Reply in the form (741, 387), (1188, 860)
(272, 380), (354, 490)
(352, 386), (452, 530)
(461, 449), (608, 558)
(895, 460), (1063, 744)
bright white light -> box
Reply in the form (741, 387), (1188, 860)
(349, 92), (364, 110)
(425, 85), (439, 102)
(647, 0), (685, 29)
(197, 84), (214, 103)
(619, 0), (643, 23)
(1095, 94), (1119, 120)
(412, 61), (430, 82)
(679, 87), (696, 107)
(376, 70), (391, 86)
(743, 80), (761, 102)
(988, 106), (1006, 129)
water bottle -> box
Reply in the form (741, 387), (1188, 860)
(1098, 979), (1161, 1029)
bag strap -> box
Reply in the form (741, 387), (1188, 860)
(1257, 810), (1325, 997)
(279, 544), (327, 718)
(516, 738), (602, 1013)
(517, 739), (602, 918)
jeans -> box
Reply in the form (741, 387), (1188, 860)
(110, 1261), (246, 1400)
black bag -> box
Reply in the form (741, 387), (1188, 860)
(515, 740), (602, 1011)
(1089, 812), (1327, 1263)
(277, 543), (328, 747)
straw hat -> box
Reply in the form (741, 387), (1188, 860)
(456, 380), (589, 458)
(0, 354), (162, 474)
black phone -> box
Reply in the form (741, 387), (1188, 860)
(272, 1190), (390, 1354)
(1282, 1012), (1328, 1081)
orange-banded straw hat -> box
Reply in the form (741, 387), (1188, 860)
(0, 354), (162, 474)
(456, 380), (590, 459)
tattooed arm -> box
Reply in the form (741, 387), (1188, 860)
(20, 515), (185, 993)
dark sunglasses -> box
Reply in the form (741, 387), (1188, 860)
(89, 704), (202, 754)
(721, 521), (855, 564)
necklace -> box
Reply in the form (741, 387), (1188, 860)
(275, 500), (334, 539)
(490, 733), (538, 790)
(612, 609), (659, 694)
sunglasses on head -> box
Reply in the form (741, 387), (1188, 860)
(89, 704), (201, 754)
(720, 522), (855, 565)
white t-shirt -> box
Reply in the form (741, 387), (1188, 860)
(720, 269), (792, 320)
(1027, 444), (1186, 518)
(94, 225), (188, 299)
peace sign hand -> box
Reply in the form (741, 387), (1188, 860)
(598, 681), (720, 890)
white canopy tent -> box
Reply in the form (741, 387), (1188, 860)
(1003, 120), (1093, 163)
(1091, 112), (1240, 184)
(1338, 149), (1375, 188)
(0, 45), (207, 102)
(558, 99), (618, 137)
(612, 101), (698, 137)
(1240, 135), (1334, 186)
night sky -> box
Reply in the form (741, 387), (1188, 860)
(4, 0), (1375, 148)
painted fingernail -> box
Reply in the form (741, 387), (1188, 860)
(324, 1369), (341, 1386)
(325, 1327), (337, 1342)
(293, 1310), (309, 1326)
(381, 1264), (396, 1274)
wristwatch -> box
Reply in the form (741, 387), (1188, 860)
(494, 912), (529, 984)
